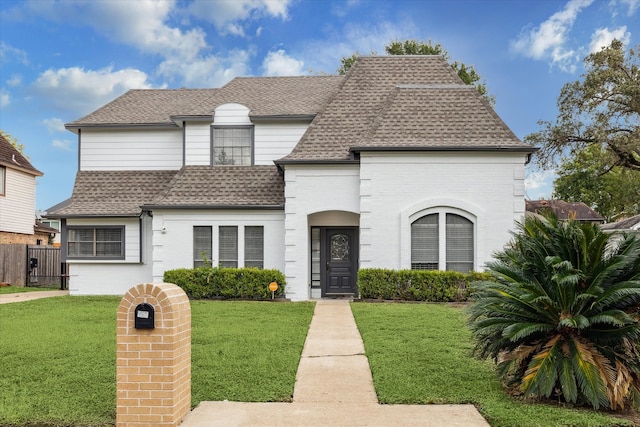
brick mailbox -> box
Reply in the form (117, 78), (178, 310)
(116, 283), (191, 426)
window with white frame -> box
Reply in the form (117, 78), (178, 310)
(244, 226), (264, 269)
(67, 226), (124, 259)
(411, 212), (474, 273)
(218, 226), (238, 267)
(193, 226), (212, 267)
(212, 126), (253, 165)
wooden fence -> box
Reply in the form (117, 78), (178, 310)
(0, 244), (65, 288)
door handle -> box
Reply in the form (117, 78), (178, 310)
(326, 262), (329, 271)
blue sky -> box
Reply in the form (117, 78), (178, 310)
(0, 0), (638, 211)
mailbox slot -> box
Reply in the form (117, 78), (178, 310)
(134, 303), (155, 329)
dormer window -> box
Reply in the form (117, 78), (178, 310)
(211, 126), (253, 165)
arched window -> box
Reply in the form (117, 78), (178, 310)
(411, 212), (474, 273)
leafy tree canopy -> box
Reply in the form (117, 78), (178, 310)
(338, 39), (495, 106)
(526, 39), (640, 172)
(553, 144), (640, 221)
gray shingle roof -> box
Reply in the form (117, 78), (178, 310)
(280, 56), (533, 162)
(48, 170), (177, 216)
(0, 133), (42, 176)
(148, 165), (284, 208)
(48, 166), (284, 216)
(66, 89), (218, 127)
(66, 76), (343, 127)
(185, 76), (344, 117)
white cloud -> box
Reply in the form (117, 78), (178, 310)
(510, 0), (594, 72)
(52, 139), (73, 151)
(187, 0), (291, 35)
(30, 66), (151, 115)
(589, 26), (631, 53)
(301, 20), (411, 74)
(157, 50), (252, 87)
(42, 118), (66, 133)
(7, 75), (22, 87)
(0, 41), (29, 65)
(619, 0), (640, 15)
(525, 168), (557, 200)
(0, 89), (9, 108)
(262, 50), (305, 76)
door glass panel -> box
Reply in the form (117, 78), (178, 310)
(330, 234), (349, 261)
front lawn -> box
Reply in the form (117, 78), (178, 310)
(351, 302), (633, 427)
(0, 297), (314, 426)
(0, 286), (59, 294)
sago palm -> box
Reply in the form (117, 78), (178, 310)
(468, 212), (640, 409)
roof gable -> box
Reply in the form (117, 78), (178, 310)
(281, 56), (533, 162)
(0, 134), (42, 176)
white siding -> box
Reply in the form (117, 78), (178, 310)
(254, 122), (310, 164)
(184, 123), (211, 165)
(150, 209), (285, 283)
(80, 128), (183, 170)
(0, 168), (36, 235)
(283, 165), (360, 300)
(66, 216), (153, 295)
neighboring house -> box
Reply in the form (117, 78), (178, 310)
(0, 134), (45, 244)
(46, 56), (536, 299)
(526, 199), (605, 223)
(37, 210), (62, 246)
(601, 214), (640, 233)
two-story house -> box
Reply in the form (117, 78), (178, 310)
(0, 133), (46, 244)
(46, 56), (536, 299)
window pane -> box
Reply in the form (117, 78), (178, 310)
(67, 227), (123, 258)
(213, 127), (251, 165)
(311, 228), (321, 288)
(411, 214), (438, 270)
(244, 226), (264, 269)
(219, 226), (238, 268)
(194, 226), (212, 267)
(446, 214), (473, 273)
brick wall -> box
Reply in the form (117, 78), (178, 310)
(116, 283), (191, 427)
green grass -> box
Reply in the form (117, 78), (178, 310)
(351, 302), (631, 427)
(0, 297), (314, 426)
(0, 286), (59, 294)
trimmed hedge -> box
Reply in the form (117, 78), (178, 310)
(357, 268), (491, 302)
(163, 267), (286, 300)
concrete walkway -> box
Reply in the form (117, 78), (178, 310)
(181, 300), (490, 426)
(0, 289), (68, 304)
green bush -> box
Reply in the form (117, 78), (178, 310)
(163, 267), (286, 300)
(358, 268), (490, 302)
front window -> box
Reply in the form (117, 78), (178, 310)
(193, 226), (212, 267)
(212, 126), (253, 165)
(411, 212), (474, 273)
(244, 226), (264, 268)
(411, 214), (438, 270)
(67, 226), (124, 259)
(219, 226), (238, 267)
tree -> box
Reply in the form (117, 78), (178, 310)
(338, 39), (495, 106)
(0, 129), (25, 154)
(553, 144), (640, 221)
(469, 212), (640, 410)
(526, 40), (640, 172)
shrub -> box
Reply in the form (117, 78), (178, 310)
(468, 212), (640, 410)
(163, 267), (286, 300)
(358, 268), (490, 302)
